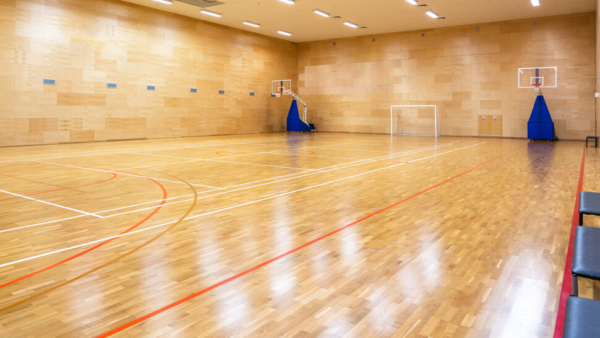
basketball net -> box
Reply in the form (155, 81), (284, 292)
(532, 83), (542, 92)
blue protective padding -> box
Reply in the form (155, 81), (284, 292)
(527, 95), (554, 140)
(287, 99), (311, 132)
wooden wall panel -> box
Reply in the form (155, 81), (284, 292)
(0, 0), (296, 146)
(297, 13), (596, 139)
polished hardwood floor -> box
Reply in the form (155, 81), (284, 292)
(0, 132), (590, 337)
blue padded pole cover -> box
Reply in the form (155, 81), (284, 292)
(527, 95), (554, 140)
(287, 99), (311, 132)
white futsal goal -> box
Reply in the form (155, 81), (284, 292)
(390, 105), (441, 136)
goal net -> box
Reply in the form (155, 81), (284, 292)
(390, 105), (441, 136)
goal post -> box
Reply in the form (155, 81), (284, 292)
(390, 105), (440, 137)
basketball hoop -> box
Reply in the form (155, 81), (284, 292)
(275, 92), (282, 98)
(532, 83), (542, 92)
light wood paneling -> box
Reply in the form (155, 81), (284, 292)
(0, 0), (297, 146)
(297, 12), (596, 140)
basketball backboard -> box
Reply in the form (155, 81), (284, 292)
(518, 67), (557, 91)
(272, 80), (292, 97)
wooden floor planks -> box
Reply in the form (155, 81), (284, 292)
(0, 132), (590, 337)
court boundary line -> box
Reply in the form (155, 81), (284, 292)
(0, 171), (170, 289)
(0, 172), (199, 314)
(0, 142), (484, 269)
(0, 137), (320, 164)
(29, 161), (224, 190)
(0, 142), (461, 234)
(203, 158), (323, 171)
(97, 142), (462, 218)
(0, 189), (104, 218)
(96, 143), (527, 337)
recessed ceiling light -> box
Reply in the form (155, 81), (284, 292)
(344, 22), (359, 28)
(153, 0), (173, 4)
(278, 30), (292, 36)
(243, 21), (260, 28)
(314, 10), (330, 17)
(426, 11), (439, 18)
(531, 0), (540, 6)
(279, 0), (295, 4)
(200, 10), (221, 17)
(406, 0), (418, 4)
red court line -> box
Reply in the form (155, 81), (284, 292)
(0, 172), (117, 202)
(553, 144), (586, 338)
(0, 171), (167, 289)
(97, 143), (527, 337)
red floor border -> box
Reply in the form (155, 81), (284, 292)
(97, 143), (526, 337)
(553, 144), (586, 338)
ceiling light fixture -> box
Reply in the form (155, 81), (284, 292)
(153, 0), (173, 4)
(406, 0), (418, 4)
(344, 22), (359, 28)
(531, 0), (540, 6)
(279, 0), (295, 4)
(278, 30), (292, 36)
(200, 10), (221, 17)
(314, 10), (330, 17)
(426, 11), (439, 18)
(243, 21), (260, 28)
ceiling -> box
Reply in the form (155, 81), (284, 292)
(121, 0), (596, 43)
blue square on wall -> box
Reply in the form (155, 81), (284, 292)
(147, 85), (156, 91)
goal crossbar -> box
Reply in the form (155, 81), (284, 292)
(390, 105), (440, 137)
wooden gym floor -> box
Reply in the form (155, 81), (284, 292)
(0, 132), (591, 337)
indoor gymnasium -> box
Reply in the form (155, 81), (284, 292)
(0, 0), (599, 337)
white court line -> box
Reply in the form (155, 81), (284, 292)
(114, 159), (204, 171)
(127, 152), (196, 160)
(0, 189), (104, 218)
(203, 159), (321, 171)
(308, 147), (420, 154)
(0, 142), (486, 268)
(315, 141), (461, 171)
(2, 142), (460, 233)
(36, 142), (461, 221)
(113, 144), (381, 172)
(29, 161), (223, 190)
(124, 152), (323, 171)
(98, 142), (463, 219)
(0, 137), (320, 164)
(112, 150), (290, 170)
